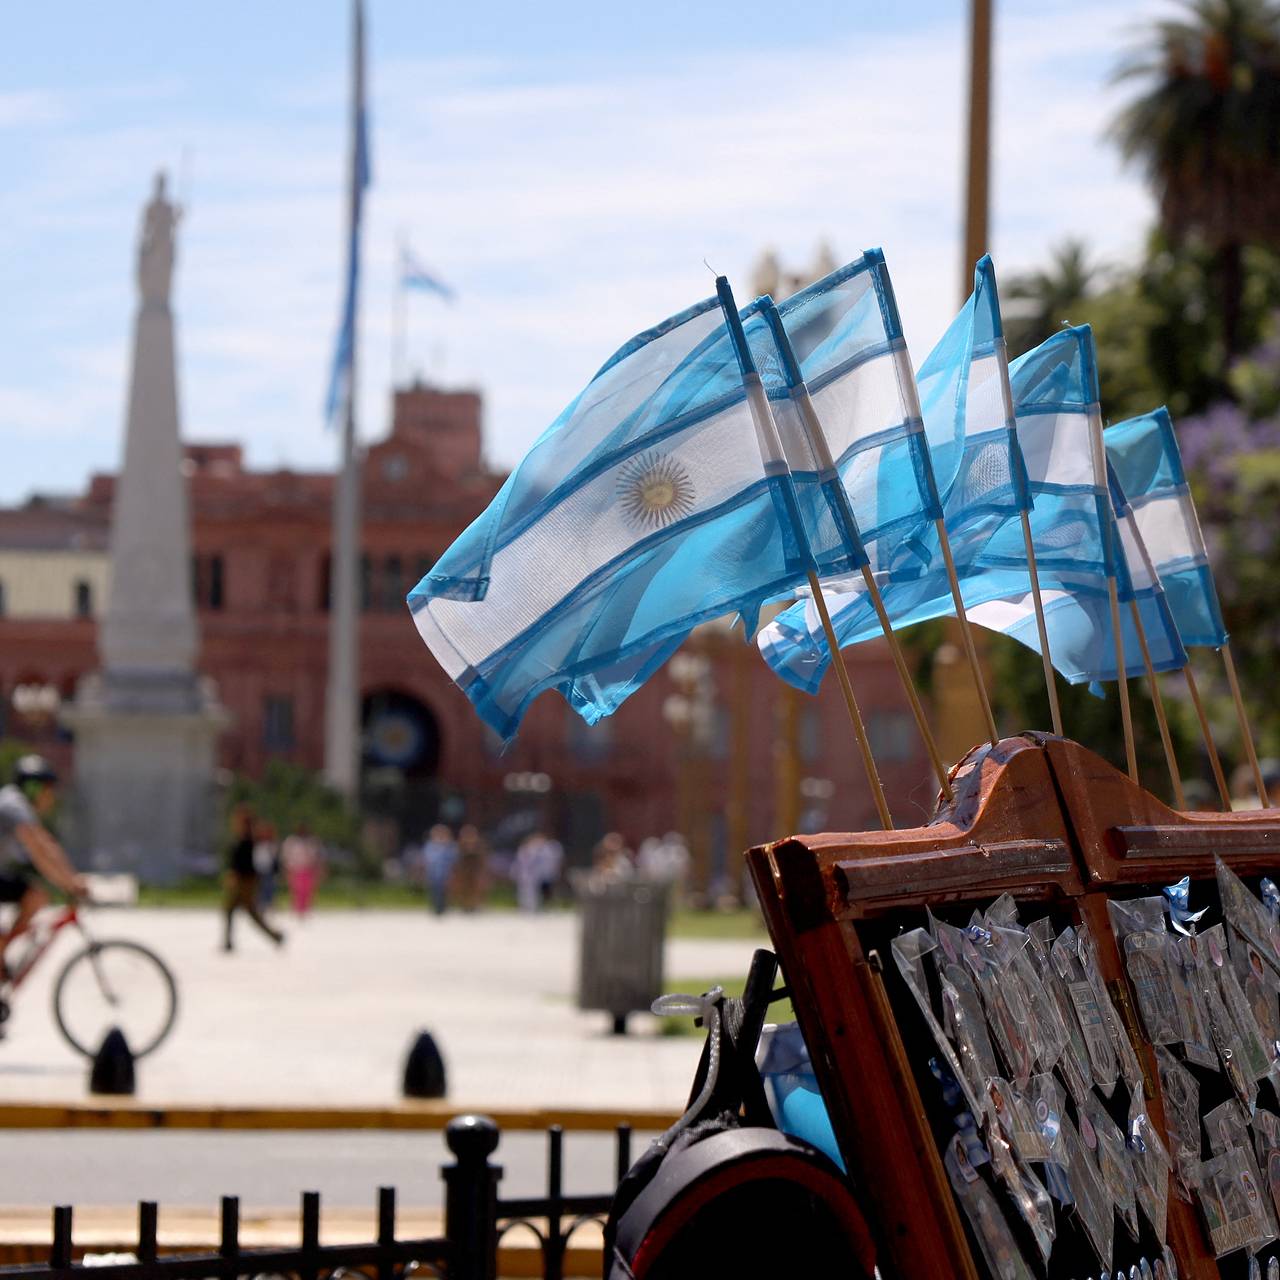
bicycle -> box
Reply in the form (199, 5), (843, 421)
(0, 902), (179, 1058)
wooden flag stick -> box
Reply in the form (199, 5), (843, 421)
(1222, 642), (1271, 807)
(934, 520), (1001, 747)
(1183, 660), (1232, 811)
(1126, 598), (1184, 808)
(857, 565), (955, 803)
(1107, 579), (1139, 783)
(1019, 511), (1064, 737)
(808, 571), (894, 831)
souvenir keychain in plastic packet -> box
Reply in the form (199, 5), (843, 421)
(891, 929), (984, 1118)
(1167, 933), (1218, 1069)
(1204, 923), (1272, 1084)
(1252, 1108), (1280, 1231)
(1109, 897), (1184, 1045)
(930, 913), (1003, 1100)
(1053, 925), (1120, 1096)
(1197, 1144), (1275, 1257)
(1058, 1111), (1115, 1271)
(983, 1096), (1056, 1268)
(1218, 859), (1280, 983)
(1154, 1044), (1202, 1197)
(1128, 1081), (1173, 1244)
(1205, 1099), (1280, 1244)
(1083, 1093), (1140, 1241)
(1078, 923), (1144, 1089)
(1231, 927), (1280, 1073)
(1028, 917), (1094, 1106)
(1190, 928), (1261, 1104)
(943, 1132), (1037, 1280)
(985, 902), (1069, 1074)
(960, 917), (1037, 1089)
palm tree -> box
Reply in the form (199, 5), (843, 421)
(1003, 239), (1103, 356)
(1112, 0), (1280, 357)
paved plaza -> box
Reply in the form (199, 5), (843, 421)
(0, 907), (763, 1111)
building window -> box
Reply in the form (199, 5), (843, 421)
(208, 555), (224, 610)
(414, 553), (435, 585)
(381, 555), (403, 612)
(192, 554), (225, 610)
(74, 580), (93, 619)
(360, 554), (372, 612)
(263, 695), (295, 753)
(0, 580), (7, 616)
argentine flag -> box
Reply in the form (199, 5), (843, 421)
(407, 292), (844, 741)
(1104, 407), (1228, 649)
(400, 246), (455, 302)
(757, 256), (1028, 693)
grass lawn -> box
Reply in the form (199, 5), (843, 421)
(138, 878), (769, 940)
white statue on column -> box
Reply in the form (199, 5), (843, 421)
(63, 171), (227, 883)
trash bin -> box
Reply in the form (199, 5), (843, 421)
(576, 877), (670, 1034)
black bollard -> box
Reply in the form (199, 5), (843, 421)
(89, 1026), (136, 1095)
(402, 1029), (447, 1099)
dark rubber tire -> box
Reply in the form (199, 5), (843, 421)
(52, 940), (178, 1059)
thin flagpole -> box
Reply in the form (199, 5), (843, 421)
(892, 346), (999, 746)
(934, 522), (1000, 746)
(1222, 643), (1271, 807)
(992, 331), (1063, 736)
(1126, 598), (1185, 808)
(808, 571), (895, 831)
(763, 306), (954, 803)
(1088, 407), (1138, 782)
(1183, 660), (1232, 810)
(716, 277), (893, 831)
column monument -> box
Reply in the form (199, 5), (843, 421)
(64, 172), (228, 884)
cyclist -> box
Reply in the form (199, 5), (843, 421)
(0, 755), (88, 979)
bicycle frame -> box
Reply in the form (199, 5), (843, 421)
(5, 904), (85, 993)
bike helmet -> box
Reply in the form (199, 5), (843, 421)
(13, 755), (57, 789)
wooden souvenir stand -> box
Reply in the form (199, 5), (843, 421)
(747, 732), (1280, 1280)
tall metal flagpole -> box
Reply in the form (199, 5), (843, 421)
(324, 0), (367, 800)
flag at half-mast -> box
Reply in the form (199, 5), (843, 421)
(400, 246), (456, 302)
(323, 0), (372, 427)
(757, 255), (1028, 692)
(1104, 406), (1228, 650)
(406, 292), (858, 741)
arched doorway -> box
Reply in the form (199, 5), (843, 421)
(360, 689), (441, 856)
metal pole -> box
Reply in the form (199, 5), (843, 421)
(324, 0), (365, 800)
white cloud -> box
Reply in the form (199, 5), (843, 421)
(2, 2), (1162, 503)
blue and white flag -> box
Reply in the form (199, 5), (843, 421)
(324, 0), (372, 428)
(1105, 407), (1228, 648)
(758, 256), (1028, 692)
(407, 292), (825, 741)
(965, 330), (1188, 687)
(401, 246), (455, 302)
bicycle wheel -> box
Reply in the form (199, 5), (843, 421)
(52, 940), (178, 1059)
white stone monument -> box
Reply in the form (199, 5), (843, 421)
(63, 172), (228, 883)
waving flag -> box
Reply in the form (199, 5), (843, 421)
(758, 257), (1029, 693)
(407, 293), (830, 740)
(400, 246), (456, 302)
(1104, 407), (1227, 649)
(323, 0), (372, 428)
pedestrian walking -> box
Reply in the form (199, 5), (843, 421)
(253, 819), (280, 911)
(421, 824), (458, 916)
(514, 829), (563, 912)
(223, 805), (285, 952)
(281, 821), (323, 919)
(454, 824), (488, 912)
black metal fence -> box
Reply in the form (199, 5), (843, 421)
(0, 1115), (632, 1280)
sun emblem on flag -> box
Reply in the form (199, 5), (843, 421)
(617, 451), (696, 530)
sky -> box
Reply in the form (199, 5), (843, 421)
(1, 1), (1166, 504)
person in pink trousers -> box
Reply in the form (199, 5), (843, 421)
(282, 822), (324, 919)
